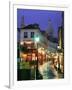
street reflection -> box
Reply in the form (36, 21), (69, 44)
(17, 51), (64, 80)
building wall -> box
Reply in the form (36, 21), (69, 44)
(20, 28), (48, 48)
(18, 28), (48, 62)
(20, 29), (39, 41)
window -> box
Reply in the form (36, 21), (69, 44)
(31, 32), (34, 38)
(24, 32), (28, 38)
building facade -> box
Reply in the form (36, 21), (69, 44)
(18, 24), (48, 64)
(58, 26), (64, 51)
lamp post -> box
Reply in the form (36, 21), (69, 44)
(34, 36), (40, 79)
(57, 45), (61, 73)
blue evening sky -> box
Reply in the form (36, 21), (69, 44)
(17, 9), (64, 37)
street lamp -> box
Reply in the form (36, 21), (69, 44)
(57, 45), (61, 73)
(34, 36), (40, 79)
(35, 36), (40, 43)
(20, 41), (24, 45)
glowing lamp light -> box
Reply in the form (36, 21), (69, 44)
(38, 48), (42, 53)
(57, 46), (61, 49)
(42, 51), (45, 55)
(23, 54), (27, 57)
(20, 41), (24, 45)
(25, 41), (32, 44)
(35, 36), (40, 43)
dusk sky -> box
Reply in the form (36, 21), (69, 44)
(17, 9), (64, 37)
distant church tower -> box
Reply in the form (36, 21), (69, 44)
(21, 16), (25, 28)
(61, 11), (64, 29)
(46, 18), (54, 37)
(58, 11), (64, 50)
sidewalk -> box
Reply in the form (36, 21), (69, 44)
(38, 62), (63, 79)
